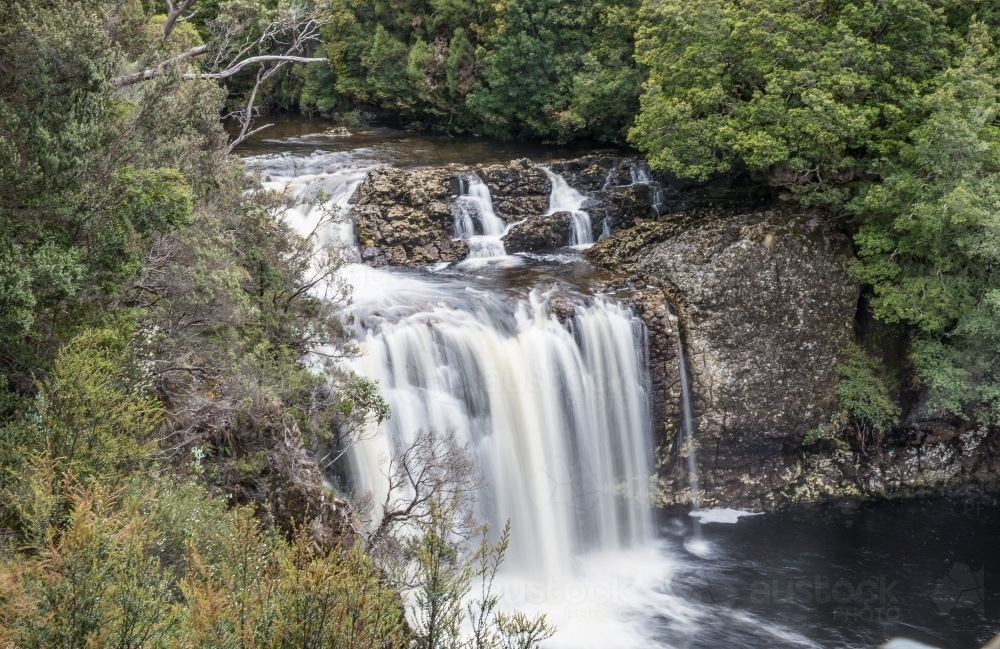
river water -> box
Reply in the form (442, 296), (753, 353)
(240, 122), (999, 649)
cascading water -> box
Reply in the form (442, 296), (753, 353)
(248, 150), (377, 254)
(630, 162), (653, 185)
(346, 271), (653, 576)
(675, 335), (708, 556)
(541, 167), (593, 247)
(453, 174), (507, 259)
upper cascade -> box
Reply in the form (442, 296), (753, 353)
(541, 166), (593, 247)
(453, 174), (508, 260)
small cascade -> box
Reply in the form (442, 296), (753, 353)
(346, 274), (653, 577)
(676, 334), (707, 555)
(630, 161), (653, 185)
(247, 151), (376, 260)
(541, 167), (593, 247)
(651, 187), (667, 219)
(453, 174), (507, 259)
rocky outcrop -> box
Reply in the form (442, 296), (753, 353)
(550, 155), (773, 236)
(592, 207), (1000, 508)
(351, 166), (469, 266)
(504, 212), (572, 252)
(642, 211), (859, 443)
(476, 158), (551, 219)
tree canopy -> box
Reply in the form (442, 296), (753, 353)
(316, 0), (641, 141)
(628, 1), (1000, 424)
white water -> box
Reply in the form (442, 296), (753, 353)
(630, 163), (653, 185)
(347, 273), (652, 575)
(676, 336), (708, 558)
(247, 150), (377, 254)
(453, 174), (508, 259)
(542, 167), (593, 247)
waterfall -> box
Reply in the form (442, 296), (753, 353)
(239, 141), (838, 649)
(630, 162), (652, 185)
(651, 187), (666, 219)
(675, 334), (710, 557)
(541, 167), (593, 247)
(676, 337), (701, 511)
(453, 174), (507, 259)
(346, 270), (652, 577)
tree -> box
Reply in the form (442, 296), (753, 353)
(113, 0), (328, 151)
(628, 0), (993, 205)
(322, 0), (640, 141)
(629, 0), (1000, 424)
(850, 23), (1000, 421)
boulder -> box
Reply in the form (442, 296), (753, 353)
(504, 212), (573, 252)
(639, 211), (859, 444)
(476, 158), (551, 219)
(350, 166), (469, 265)
(602, 182), (656, 232)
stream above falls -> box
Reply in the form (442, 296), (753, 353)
(240, 121), (998, 649)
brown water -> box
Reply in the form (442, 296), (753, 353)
(232, 113), (623, 167)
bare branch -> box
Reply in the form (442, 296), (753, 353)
(113, 44), (211, 87)
(183, 55), (326, 80)
(360, 430), (481, 561)
(162, 0), (196, 40)
(227, 123), (273, 153)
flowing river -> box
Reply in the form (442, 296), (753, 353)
(242, 121), (998, 649)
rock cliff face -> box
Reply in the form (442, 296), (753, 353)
(590, 207), (1000, 509)
(477, 158), (551, 219)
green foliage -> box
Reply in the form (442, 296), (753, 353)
(850, 23), (1000, 421)
(322, 0), (640, 141)
(9, 491), (180, 649)
(179, 506), (407, 649)
(1, 2), (408, 645)
(631, 0), (1000, 422)
(629, 0), (996, 199)
(0, 325), (163, 540)
(0, 479), (408, 649)
(407, 497), (553, 649)
(409, 496), (470, 649)
(0, 0), (204, 385)
(835, 344), (900, 436)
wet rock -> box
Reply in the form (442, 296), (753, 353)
(267, 425), (356, 550)
(592, 209), (861, 508)
(547, 295), (578, 323)
(350, 166), (469, 265)
(549, 155), (642, 190)
(602, 182), (656, 231)
(640, 210), (859, 444)
(477, 158), (550, 219)
(504, 212), (573, 253)
(646, 211), (859, 508)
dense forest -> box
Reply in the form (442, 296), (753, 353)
(2, 0), (1000, 645)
